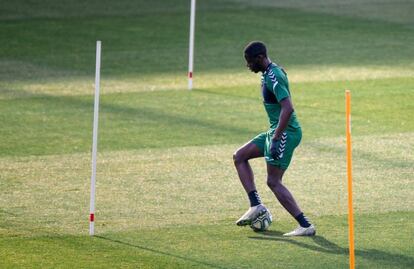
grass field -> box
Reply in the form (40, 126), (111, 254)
(1, 0), (413, 268)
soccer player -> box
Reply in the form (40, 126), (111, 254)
(233, 41), (315, 236)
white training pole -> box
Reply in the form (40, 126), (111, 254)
(188, 0), (196, 90)
(89, 40), (101, 236)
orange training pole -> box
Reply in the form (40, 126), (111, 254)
(346, 90), (355, 269)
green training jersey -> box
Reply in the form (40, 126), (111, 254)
(261, 63), (301, 130)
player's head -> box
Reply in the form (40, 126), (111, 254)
(244, 41), (268, 73)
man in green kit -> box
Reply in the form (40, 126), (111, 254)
(233, 41), (315, 236)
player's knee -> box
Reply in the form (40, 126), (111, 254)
(266, 179), (276, 189)
(232, 151), (240, 165)
(232, 150), (244, 165)
(267, 177), (281, 190)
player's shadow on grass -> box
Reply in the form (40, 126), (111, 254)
(249, 232), (414, 268)
(95, 236), (228, 269)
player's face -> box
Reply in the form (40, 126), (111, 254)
(245, 54), (262, 73)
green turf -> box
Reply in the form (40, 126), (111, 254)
(1, 0), (413, 268)
(1, 78), (413, 156)
(1, 135), (413, 236)
(1, 1), (413, 77)
(1, 213), (413, 269)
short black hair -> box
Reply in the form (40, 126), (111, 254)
(244, 41), (267, 58)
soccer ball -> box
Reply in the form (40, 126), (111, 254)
(250, 210), (273, 232)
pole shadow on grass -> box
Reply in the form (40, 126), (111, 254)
(249, 231), (414, 268)
(95, 236), (229, 269)
(40, 93), (254, 135)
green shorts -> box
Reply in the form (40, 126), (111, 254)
(251, 128), (302, 170)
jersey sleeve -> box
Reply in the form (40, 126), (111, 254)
(265, 71), (290, 102)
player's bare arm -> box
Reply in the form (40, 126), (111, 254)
(273, 97), (294, 140)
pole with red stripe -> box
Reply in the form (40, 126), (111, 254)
(90, 40), (101, 236)
(188, 0), (196, 90)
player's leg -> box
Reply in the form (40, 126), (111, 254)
(266, 164), (315, 236)
(233, 140), (269, 226)
(266, 165), (301, 217)
(264, 128), (315, 236)
(233, 141), (263, 193)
